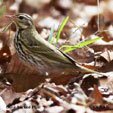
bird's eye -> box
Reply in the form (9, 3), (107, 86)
(18, 16), (24, 20)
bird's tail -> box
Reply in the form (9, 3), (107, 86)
(75, 63), (100, 74)
(59, 50), (101, 75)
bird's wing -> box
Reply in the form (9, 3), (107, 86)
(28, 42), (74, 66)
(20, 32), (100, 73)
(20, 35), (74, 67)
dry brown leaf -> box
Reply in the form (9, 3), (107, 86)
(100, 49), (113, 62)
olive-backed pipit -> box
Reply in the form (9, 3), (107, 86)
(6, 13), (98, 75)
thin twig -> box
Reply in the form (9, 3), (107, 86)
(0, 88), (7, 95)
(97, 0), (100, 32)
(0, 21), (13, 33)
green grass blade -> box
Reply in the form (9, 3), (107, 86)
(61, 37), (103, 53)
(50, 36), (56, 44)
(73, 37), (102, 48)
(48, 25), (55, 43)
(63, 47), (77, 53)
(0, 5), (6, 18)
(59, 45), (73, 50)
(55, 16), (69, 45)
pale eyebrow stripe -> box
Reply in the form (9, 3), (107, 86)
(18, 14), (33, 24)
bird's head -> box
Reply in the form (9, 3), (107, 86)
(6, 13), (34, 29)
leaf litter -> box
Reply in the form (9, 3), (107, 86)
(0, 0), (113, 113)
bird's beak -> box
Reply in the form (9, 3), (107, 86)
(5, 15), (16, 20)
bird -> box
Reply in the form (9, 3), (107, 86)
(6, 13), (99, 75)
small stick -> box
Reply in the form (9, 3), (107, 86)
(97, 0), (100, 32)
(0, 21), (13, 33)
